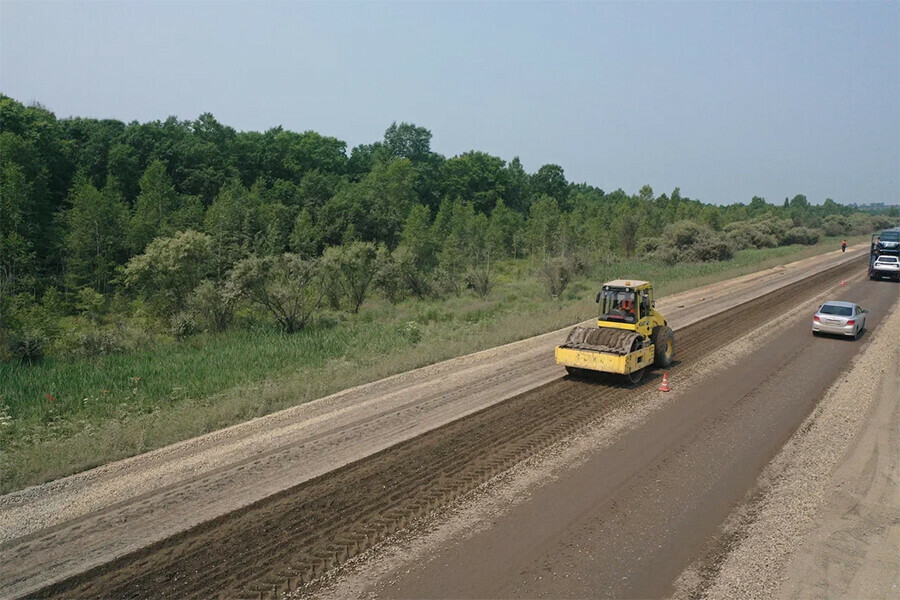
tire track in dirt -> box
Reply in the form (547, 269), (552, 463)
(28, 258), (864, 600)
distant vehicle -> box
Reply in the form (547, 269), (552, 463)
(812, 301), (867, 339)
(870, 255), (900, 281)
(869, 227), (900, 278)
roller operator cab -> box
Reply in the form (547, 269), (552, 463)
(555, 280), (674, 384)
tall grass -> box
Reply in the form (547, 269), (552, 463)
(0, 235), (864, 492)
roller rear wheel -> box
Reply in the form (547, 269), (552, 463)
(624, 368), (645, 384)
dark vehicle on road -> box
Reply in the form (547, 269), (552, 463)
(869, 227), (900, 278)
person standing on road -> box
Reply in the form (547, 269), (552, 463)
(841, 239), (847, 253)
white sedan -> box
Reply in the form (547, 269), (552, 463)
(812, 301), (867, 339)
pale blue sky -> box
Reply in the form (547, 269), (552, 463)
(2, 1), (898, 206)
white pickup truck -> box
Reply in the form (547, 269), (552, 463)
(870, 255), (900, 281)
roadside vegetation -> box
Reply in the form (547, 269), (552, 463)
(1, 93), (897, 492)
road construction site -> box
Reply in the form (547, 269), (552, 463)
(1, 244), (897, 599)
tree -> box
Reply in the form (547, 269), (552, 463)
(619, 214), (640, 258)
(62, 177), (130, 294)
(399, 204), (435, 269)
(130, 160), (181, 252)
(321, 241), (381, 313)
(289, 208), (320, 257)
(532, 164), (568, 209)
(528, 195), (561, 258)
(440, 151), (508, 214)
(383, 122), (433, 162)
(504, 156), (531, 214)
(319, 159), (417, 247)
(125, 230), (214, 315)
(227, 254), (323, 333)
(0, 162), (36, 299)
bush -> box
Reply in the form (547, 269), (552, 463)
(723, 221), (778, 250)
(541, 257), (571, 299)
(782, 227), (820, 246)
(227, 253), (323, 333)
(125, 230), (214, 315)
(72, 327), (129, 357)
(466, 260), (493, 300)
(8, 328), (45, 364)
(648, 221), (733, 264)
(187, 280), (234, 332)
(822, 215), (850, 237)
(170, 311), (198, 340)
(398, 321), (422, 344)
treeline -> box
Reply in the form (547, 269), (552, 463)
(1, 94), (896, 360)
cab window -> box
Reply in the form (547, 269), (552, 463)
(600, 290), (637, 323)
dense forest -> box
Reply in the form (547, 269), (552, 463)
(1, 94), (896, 362)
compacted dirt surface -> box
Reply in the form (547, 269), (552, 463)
(315, 263), (898, 600)
(0, 244), (893, 600)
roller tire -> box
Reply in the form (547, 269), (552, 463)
(653, 326), (675, 368)
(625, 368), (645, 384)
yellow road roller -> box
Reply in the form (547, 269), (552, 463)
(555, 279), (674, 383)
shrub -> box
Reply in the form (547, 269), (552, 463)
(8, 328), (45, 364)
(541, 257), (571, 299)
(648, 221), (733, 264)
(170, 311), (199, 341)
(125, 230), (214, 315)
(321, 242), (381, 313)
(187, 280), (234, 332)
(75, 287), (105, 324)
(466, 257), (493, 300)
(822, 215), (849, 237)
(72, 327), (128, 357)
(227, 253), (323, 333)
(782, 227), (820, 246)
(723, 221), (778, 250)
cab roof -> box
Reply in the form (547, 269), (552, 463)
(603, 279), (650, 289)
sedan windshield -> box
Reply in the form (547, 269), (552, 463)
(820, 305), (852, 317)
(876, 257), (899, 263)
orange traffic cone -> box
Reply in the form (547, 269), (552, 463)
(840, 279), (846, 286)
(659, 372), (670, 392)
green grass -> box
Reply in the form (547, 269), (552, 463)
(0, 234), (867, 493)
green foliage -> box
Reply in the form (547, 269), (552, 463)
(0, 91), (891, 370)
(227, 254), (323, 333)
(645, 221), (734, 264)
(541, 256), (572, 299)
(62, 178), (129, 294)
(129, 160), (181, 252)
(321, 241), (381, 313)
(75, 287), (105, 324)
(782, 227), (820, 246)
(124, 230), (214, 315)
(187, 280), (234, 333)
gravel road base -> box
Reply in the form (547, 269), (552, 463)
(676, 291), (900, 600)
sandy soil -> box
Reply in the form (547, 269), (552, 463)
(0, 245), (871, 599)
(682, 286), (900, 600)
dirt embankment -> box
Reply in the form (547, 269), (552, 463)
(681, 292), (900, 599)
